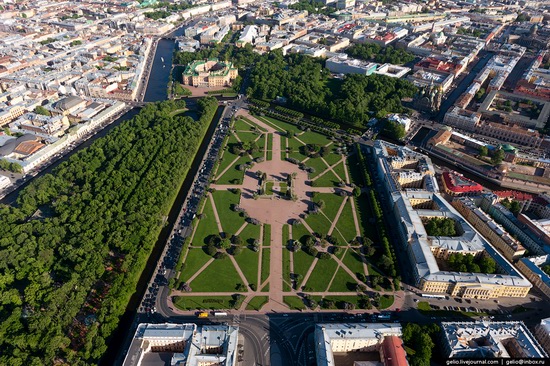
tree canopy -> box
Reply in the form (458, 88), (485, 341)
(345, 43), (415, 65)
(247, 52), (416, 127)
(423, 217), (457, 237)
(0, 98), (217, 365)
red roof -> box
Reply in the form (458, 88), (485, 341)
(442, 171), (483, 194)
(494, 190), (535, 202)
(381, 336), (409, 366)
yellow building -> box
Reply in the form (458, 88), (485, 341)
(182, 59), (238, 88)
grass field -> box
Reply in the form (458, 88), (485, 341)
(333, 199), (357, 243)
(233, 247), (259, 287)
(238, 116), (267, 132)
(341, 249), (366, 278)
(215, 155), (248, 185)
(180, 248), (212, 283)
(265, 181), (274, 195)
(215, 134), (241, 177)
(246, 296), (269, 311)
(256, 115), (302, 135)
(233, 118), (254, 131)
(328, 267), (358, 292)
(305, 157), (330, 179)
(297, 130), (331, 147)
(261, 248), (270, 284)
(283, 247), (291, 291)
(211, 190), (245, 235)
(284, 296), (306, 310)
(235, 131), (260, 144)
(379, 295), (394, 310)
(292, 222), (311, 241)
(238, 223), (261, 246)
(189, 259), (243, 292)
(313, 170), (341, 187)
(293, 251), (316, 287)
(304, 258), (338, 292)
(192, 198), (219, 246)
(173, 296), (239, 310)
(263, 224), (271, 246)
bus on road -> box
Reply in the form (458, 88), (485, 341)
(214, 312), (228, 317)
(421, 293), (446, 299)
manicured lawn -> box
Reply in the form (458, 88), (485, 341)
(189, 259), (244, 292)
(305, 157), (329, 179)
(282, 224), (289, 248)
(180, 247), (213, 283)
(266, 133), (273, 151)
(235, 131), (260, 144)
(265, 181), (274, 195)
(246, 296), (269, 311)
(341, 249), (366, 278)
(239, 116), (267, 132)
(173, 296), (238, 310)
(313, 170), (341, 187)
(323, 150), (343, 167)
(292, 224), (311, 245)
(320, 295), (362, 309)
(330, 161), (347, 182)
(304, 258), (338, 292)
(379, 295), (394, 310)
(261, 283), (270, 292)
(234, 247), (259, 287)
(252, 134), (265, 160)
(215, 134), (240, 177)
(283, 247), (291, 291)
(192, 198), (220, 246)
(284, 296), (306, 310)
(315, 193), (346, 223)
(334, 199), (357, 243)
(293, 251), (316, 287)
(256, 115), (302, 134)
(260, 248), (270, 284)
(417, 301), (431, 311)
(215, 155), (247, 185)
(367, 262), (384, 277)
(297, 130), (331, 147)
(266, 150), (272, 161)
(328, 266), (358, 292)
(263, 224), (271, 246)
(238, 223), (261, 246)
(304, 212), (332, 237)
(234, 118), (254, 131)
(212, 190), (245, 235)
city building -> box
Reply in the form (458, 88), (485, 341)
(123, 323), (239, 366)
(441, 321), (547, 358)
(314, 323), (408, 366)
(326, 55), (377, 75)
(452, 196), (526, 261)
(441, 171), (483, 197)
(182, 59), (238, 88)
(372, 141), (532, 299)
(535, 318), (550, 355)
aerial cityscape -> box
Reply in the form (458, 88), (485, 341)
(1, 0), (550, 365)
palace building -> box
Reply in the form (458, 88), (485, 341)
(182, 58), (238, 88)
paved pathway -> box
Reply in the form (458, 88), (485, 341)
(208, 193), (224, 233)
(172, 109), (409, 313)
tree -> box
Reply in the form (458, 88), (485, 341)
(34, 106), (50, 116)
(491, 148), (505, 165)
(479, 146), (488, 157)
(382, 119), (406, 140)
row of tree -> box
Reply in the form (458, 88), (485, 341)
(355, 145), (398, 277)
(0, 98), (218, 365)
